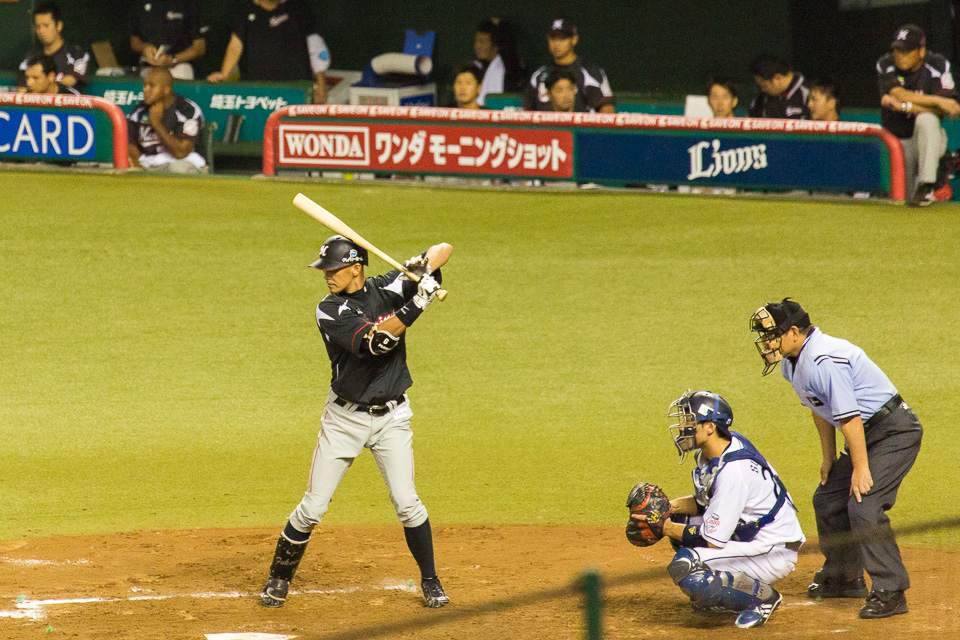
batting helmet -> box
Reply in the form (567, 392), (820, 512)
(309, 235), (368, 270)
(668, 390), (734, 463)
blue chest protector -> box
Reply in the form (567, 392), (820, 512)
(693, 432), (796, 542)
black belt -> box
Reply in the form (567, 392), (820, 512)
(864, 394), (903, 430)
(332, 394), (406, 417)
(785, 540), (803, 552)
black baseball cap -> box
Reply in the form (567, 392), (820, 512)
(548, 18), (577, 37)
(891, 24), (926, 51)
(762, 298), (811, 335)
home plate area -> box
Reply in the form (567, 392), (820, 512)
(0, 526), (955, 639)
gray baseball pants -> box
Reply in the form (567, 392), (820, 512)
(812, 402), (922, 592)
(899, 112), (947, 197)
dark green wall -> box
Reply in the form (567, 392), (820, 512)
(1, 0), (954, 108)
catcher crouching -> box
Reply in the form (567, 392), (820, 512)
(626, 390), (805, 629)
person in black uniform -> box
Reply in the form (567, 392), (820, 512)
(259, 236), (453, 610)
(877, 24), (960, 206)
(129, 0), (208, 80)
(523, 19), (614, 113)
(206, 0), (330, 104)
(748, 54), (809, 119)
(127, 68), (206, 173)
(23, 54), (80, 95)
(17, 2), (90, 93)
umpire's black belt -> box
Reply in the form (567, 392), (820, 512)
(333, 394), (406, 417)
(864, 394), (903, 430)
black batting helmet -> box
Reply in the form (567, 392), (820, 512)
(309, 235), (368, 270)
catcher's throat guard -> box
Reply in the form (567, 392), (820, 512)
(668, 390), (700, 464)
(750, 306), (783, 376)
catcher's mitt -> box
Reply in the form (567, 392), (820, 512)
(625, 482), (673, 547)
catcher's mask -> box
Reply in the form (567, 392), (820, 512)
(749, 298), (810, 376)
(668, 390), (734, 464)
(309, 235), (369, 271)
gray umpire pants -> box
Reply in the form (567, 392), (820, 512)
(899, 112), (947, 197)
(812, 402), (922, 593)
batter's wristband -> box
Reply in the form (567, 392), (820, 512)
(396, 301), (424, 327)
(681, 525), (709, 548)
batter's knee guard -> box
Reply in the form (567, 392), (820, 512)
(268, 523), (312, 582)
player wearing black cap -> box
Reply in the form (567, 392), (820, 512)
(523, 19), (614, 113)
(259, 235), (454, 610)
(876, 24), (960, 206)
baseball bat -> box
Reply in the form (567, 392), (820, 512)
(292, 193), (447, 301)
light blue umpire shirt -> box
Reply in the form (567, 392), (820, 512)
(781, 328), (898, 430)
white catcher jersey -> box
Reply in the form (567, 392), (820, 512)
(697, 436), (805, 548)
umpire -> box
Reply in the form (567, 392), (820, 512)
(749, 299), (922, 619)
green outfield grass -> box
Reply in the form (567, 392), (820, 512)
(1, 171), (957, 547)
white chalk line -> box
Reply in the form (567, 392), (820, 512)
(0, 557), (92, 567)
(0, 583), (418, 621)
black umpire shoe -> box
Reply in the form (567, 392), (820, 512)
(260, 577), (289, 607)
(421, 576), (450, 608)
(807, 570), (869, 599)
(859, 590), (908, 619)
(908, 182), (936, 207)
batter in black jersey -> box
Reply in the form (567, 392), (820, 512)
(523, 19), (614, 113)
(259, 234), (453, 610)
(18, 2), (90, 93)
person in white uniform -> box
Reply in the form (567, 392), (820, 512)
(635, 390), (805, 629)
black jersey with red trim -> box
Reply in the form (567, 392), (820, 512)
(18, 42), (91, 92)
(876, 51), (957, 138)
(230, 0), (318, 81)
(127, 93), (204, 156)
(523, 58), (614, 112)
(748, 73), (810, 119)
(314, 268), (441, 405)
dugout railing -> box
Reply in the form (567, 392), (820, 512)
(0, 92), (129, 168)
(262, 105), (907, 201)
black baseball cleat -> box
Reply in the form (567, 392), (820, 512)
(421, 576), (450, 608)
(908, 182), (936, 207)
(260, 577), (289, 608)
(859, 590), (908, 619)
(807, 570), (869, 599)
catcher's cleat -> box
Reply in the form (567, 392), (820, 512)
(260, 577), (289, 608)
(807, 570), (868, 599)
(734, 590), (782, 629)
(859, 590), (908, 619)
(421, 576), (450, 608)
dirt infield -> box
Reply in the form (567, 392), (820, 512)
(0, 525), (956, 639)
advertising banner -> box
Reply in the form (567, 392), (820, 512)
(277, 122), (572, 177)
(0, 109), (95, 159)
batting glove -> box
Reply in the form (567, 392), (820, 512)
(402, 255), (431, 281)
(412, 273), (440, 309)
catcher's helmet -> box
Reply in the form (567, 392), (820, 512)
(668, 390), (734, 463)
(749, 298), (811, 376)
(309, 235), (368, 270)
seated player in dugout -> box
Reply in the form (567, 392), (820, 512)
(207, 0), (330, 104)
(544, 68), (579, 112)
(748, 53), (810, 119)
(23, 54), (80, 96)
(523, 18), (614, 113)
(808, 78), (840, 122)
(877, 24), (960, 206)
(472, 17), (525, 107)
(17, 1), (90, 93)
(130, 0), (209, 80)
(452, 64), (484, 110)
(706, 76), (739, 118)
(127, 68), (206, 173)
(628, 391), (804, 629)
